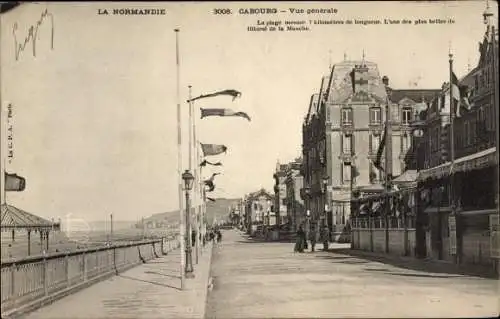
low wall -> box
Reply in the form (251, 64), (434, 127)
(462, 231), (491, 266)
(351, 218), (416, 257)
(1, 236), (180, 316)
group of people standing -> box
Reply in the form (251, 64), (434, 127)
(294, 224), (329, 253)
(205, 228), (222, 244)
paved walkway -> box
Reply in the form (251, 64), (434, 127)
(23, 243), (213, 319)
(206, 230), (499, 318)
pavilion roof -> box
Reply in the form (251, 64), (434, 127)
(1, 204), (59, 231)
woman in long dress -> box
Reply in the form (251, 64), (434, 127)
(294, 226), (306, 253)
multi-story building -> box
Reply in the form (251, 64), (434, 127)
(244, 189), (274, 235)
(417, 7), (498, 267)
(284, 158), (304, 232)
(302, 59), (438, 241)
(273, 162), (289, 228)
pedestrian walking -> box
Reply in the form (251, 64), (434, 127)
(309, 225), (316, 252)
(321, 225), (329, 251)
(294, 225), (306, 253)
(191, 229), (196, 247)
(216, 229), (222, 243)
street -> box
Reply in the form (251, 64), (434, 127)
(205, 229), (499, 318)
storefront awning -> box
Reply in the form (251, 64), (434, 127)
(393, 170), (418, 184)
(418, 148), (497, 181)
(459, 208), (497, 216)
(418, 162), (452, 181)
(452, 147), (496, 173)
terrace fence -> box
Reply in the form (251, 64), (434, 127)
(1, 235), (180, 317)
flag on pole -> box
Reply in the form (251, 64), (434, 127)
(451, 71), (462, 118)
(200, 160), (223, 167)
(205, 181), (215, 192)
(459, 85), (472, 110)
(5, 172), (26, 191)
(204, 173), (220, 192)
(200, 108), (251, 121)
(187, 89), (242, 103)
(201, 144), (227, 156)
(373, 127), (386, 172)
(451, 72), (460, 102)
(205, 173), (220, 182)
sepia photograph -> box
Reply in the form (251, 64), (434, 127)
(0, 1), (499, 318)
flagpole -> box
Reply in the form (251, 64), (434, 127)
(174, 28), (185, 290)
(192, 99), (202, 259)
(188, 85), (193, 172)
(492, 25), (499, 207)
(0, 18), (4, 205)
(449, 52), (455, 164)
(491, 26), (500, 251)
(189, 86), (199, 264)
(384, 87), (393, 254)
(449, 51), (459, 264)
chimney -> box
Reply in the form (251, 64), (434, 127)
(382, 76), (389, 86)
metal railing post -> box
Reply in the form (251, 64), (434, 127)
(43, 258), (48, 296)
(82, 252), (87, 282)
(10, 264), (15, 299)
(65, 255), (70, 288)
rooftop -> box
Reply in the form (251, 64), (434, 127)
(1, 204), (60, 231)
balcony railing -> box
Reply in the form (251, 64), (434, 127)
(0, 236), (180, 314)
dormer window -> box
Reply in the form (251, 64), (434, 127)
(402, 108), (412, 125)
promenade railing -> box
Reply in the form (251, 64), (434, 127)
(1, 236), (180, 314)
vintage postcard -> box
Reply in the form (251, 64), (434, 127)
(1, 1), (498, 318)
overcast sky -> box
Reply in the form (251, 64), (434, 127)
(0, 1), (497, 222)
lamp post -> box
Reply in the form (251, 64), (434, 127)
(345, 160), (355, 224)
(303, 186), (311, 231)
(306, 209), (311, 236)
(182, 170), (195, 278)
(322, 176), (329, 228)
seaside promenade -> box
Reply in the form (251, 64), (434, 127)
(2, 229), (498, 318)
(19, 242), (213, 319)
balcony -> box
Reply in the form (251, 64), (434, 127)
(340, 124), (354, 136)
(339, 152), (355, 162)
(369, 124), (383, 135)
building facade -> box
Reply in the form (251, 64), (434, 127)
(273, 163), (289, 227)
(302, 59), (438, 241)
(417, 12), (498, 266)
(284, 159), (304, 232)
(244, 189), (274, 235)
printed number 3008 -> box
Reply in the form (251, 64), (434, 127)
(213, 9), (232, 14)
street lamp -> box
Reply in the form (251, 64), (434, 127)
(322, 176), (329, 228)
(182, 170), (195, 278)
